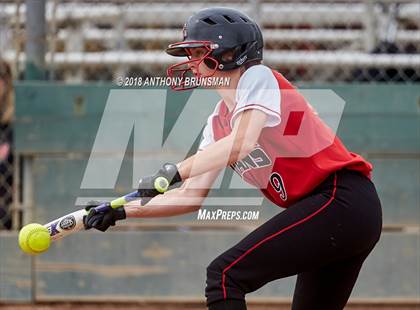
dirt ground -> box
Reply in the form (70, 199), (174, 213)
(1, 301), (419, 310)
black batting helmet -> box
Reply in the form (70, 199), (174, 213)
(166, 7), (263, 90)
(167, 7), (263, 71)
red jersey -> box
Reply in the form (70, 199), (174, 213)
(199, 65), (372, 208)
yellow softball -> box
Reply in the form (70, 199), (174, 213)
(154, 176), (169, 193)
(18, 223), (51, 255)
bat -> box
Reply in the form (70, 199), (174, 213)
(45, 191), (141, 241)
(44, 176), (170, 241)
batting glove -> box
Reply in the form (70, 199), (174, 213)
(137, 163), (182, 205)
(83, 201), (126, 232)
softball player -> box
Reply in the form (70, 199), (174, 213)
(84, 8), (382, 310)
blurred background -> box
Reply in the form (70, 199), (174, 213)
(0, 0), (419, 309)
(1, 0), (420, 82)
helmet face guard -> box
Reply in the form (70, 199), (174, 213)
(166, 41), (219, 91)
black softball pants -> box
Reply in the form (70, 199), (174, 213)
(206, 169), (382, 310)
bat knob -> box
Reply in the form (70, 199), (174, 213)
(154, 176), (169, 193)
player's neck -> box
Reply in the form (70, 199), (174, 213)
(215, 68), (242, 112)
(218, 89), (236, 111)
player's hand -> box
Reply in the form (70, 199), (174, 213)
(138, 163), (182, 205)
(83, 201), (126, 232)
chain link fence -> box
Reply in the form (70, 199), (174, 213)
(0, 124), (13, 230)
(0, 0), (419, 83)
(0, 59), (13, 230)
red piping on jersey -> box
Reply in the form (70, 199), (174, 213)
(221, 173), (338, 300)
(230, 104), (282, 128)
(232, 104), (281, 118)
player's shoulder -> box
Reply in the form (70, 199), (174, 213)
(244, 64), (273, 75)
(238, 64), (278, 89)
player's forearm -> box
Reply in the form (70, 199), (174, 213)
(177, 134), (250, 180)
(124, 188), (205, 218)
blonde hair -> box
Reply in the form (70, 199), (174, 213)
(0, 59), (14, 124)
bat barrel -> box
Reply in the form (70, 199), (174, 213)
(44, 209), (87, 241)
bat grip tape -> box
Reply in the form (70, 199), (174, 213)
(94, 191), (140, 212)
